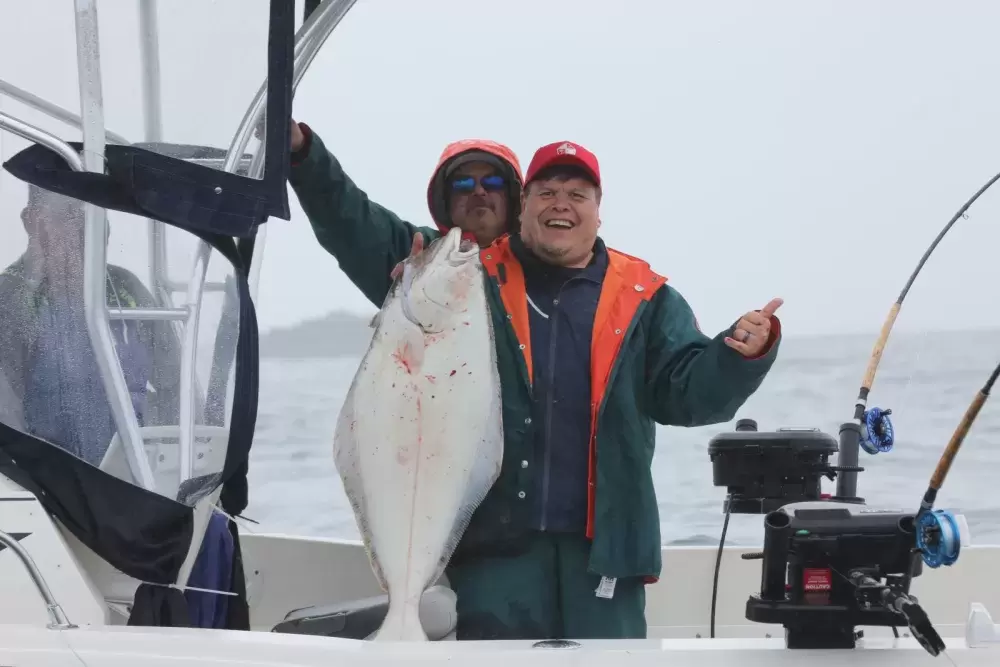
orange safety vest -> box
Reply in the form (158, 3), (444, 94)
(480, 236), (667, 539)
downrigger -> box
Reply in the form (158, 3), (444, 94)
(708, 416), (969, 657)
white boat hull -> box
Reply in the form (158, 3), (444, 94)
(2, 626), (999, 666)
(5, 472), (1000, 665)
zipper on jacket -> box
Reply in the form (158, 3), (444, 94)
(594, 302), (647, 428)
(486, 273), (533, 396)
(539, 288), (565, 532)
(586, 300), (649, 539)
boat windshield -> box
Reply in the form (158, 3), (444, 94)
(0, 176), (241, 505)
(0, 0), (277, 508)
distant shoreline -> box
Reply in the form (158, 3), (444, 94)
(259, 310), (999, 359)
(259, 310), (375, 359)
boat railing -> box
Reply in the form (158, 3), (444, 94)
(0, 79), (130, 146)
(0, 529), (75, 630)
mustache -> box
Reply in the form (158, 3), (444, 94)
(468, 197), (494, 209)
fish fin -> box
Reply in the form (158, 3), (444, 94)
(431, 293), (505, 587)
(370, 266), (407, 331)
(371, 597), (428, 642)
(333, 357), (390, 592)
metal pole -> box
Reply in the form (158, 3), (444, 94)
(0, 112), (84, 171)
(0, 530), (75, 629)
(74, 0), (156, 491)
(210, 0), (356, 425)
(178, 244), (211, 484)
(136, 0), (206, 485)
(238, 0), (358, 305)
(108, 307), (188, 321)
(137, 0), (174, 317)
(0, 79), (130, 145)
(222, 0), (358, 175)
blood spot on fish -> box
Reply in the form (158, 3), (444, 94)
(449, 277), (471, 302)
(425, 374), (436, 383)
(392, 342), (417, 374)
(450, 369), (457, 376)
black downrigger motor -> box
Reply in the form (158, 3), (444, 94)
(708, 418), (964, 656)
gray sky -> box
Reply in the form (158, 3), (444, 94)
(3, 0), (1000, 338)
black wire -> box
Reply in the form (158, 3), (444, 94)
(710, 495), (732, 639)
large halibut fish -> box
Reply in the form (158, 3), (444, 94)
(333, 227), (504, 641)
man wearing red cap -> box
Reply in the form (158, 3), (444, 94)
(289, 130), (782, 640)
(444, 140), (782, 641)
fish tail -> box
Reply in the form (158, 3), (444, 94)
(371, 596), (428, 642)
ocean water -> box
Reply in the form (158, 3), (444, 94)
(243, 328), (1000, 547)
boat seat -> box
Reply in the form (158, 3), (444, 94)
(271, 585), (457, 641)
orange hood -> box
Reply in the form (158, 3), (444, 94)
(426, 139), (524, 241)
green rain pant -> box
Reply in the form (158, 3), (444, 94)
(445, 532), (647, 640)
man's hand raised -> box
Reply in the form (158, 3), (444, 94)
(290, 119), (305, 152)
(725, 298), (784, 357)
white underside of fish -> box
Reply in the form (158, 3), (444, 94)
(333, 260), (503, 641)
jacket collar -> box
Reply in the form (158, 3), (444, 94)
(508, 233), (608, 285)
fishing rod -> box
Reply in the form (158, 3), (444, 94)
(834, 169), (1000, 502)
(914, 359), (1000, 568)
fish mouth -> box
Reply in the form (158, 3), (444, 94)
(451, 242), (480, 263)
(446, 233), (480, 265)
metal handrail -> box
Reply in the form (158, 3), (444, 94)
(74, 0), (158, 492)
(222, 0), (358, 175)
(178, 243), (211, 483)
(0, 111), (84, 171)
(233, 0), (360, 306)
(0, 78), (131, 145)
(0, 529), (75, 629)
(202, 0), (357, 428)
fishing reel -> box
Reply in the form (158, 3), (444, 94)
(916, 509), (965, 569)
(860, 407), (894, 455)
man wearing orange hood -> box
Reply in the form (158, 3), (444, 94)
(287, 120), (524, 307)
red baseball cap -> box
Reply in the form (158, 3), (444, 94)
(524, 141), (601, 187)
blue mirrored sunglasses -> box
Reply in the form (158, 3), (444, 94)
(450, 174), (506, 194)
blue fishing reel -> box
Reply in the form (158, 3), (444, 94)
(917, 509), (962, 568)
(860, 407), (894, 454)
